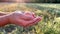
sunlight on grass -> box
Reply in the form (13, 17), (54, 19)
(0, 3), (60, 34)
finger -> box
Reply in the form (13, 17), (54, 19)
(31, 12), (36, 18)
(26, 17), (41, 27)
(20, 17), (41, 27)
(12, 17), (35, 27)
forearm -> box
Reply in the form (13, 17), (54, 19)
(0, 12), (7, 16)
(0, 15), (9, 27)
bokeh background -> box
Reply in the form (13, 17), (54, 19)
(0, 3), (60, 34)
(0, 0), (60, 3)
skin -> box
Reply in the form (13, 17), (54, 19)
(0, 11), (41, 27)
(0, 13), (9, 27)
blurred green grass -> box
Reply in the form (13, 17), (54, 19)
(0, 3), (60, 34)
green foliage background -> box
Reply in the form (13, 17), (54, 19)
(0, 3), (60, 34)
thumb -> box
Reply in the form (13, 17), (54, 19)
(24, 12), (36, 18)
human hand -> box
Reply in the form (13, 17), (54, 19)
(9, 11), (41, 27)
